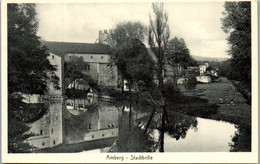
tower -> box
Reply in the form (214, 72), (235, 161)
(98, 30), (113, 45)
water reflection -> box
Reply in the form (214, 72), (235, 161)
(25, 98), (249, 152)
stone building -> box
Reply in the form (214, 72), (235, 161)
(98, 30), (113, 45)
(43, 41), (118, 92)
(45, 52), (65, 96)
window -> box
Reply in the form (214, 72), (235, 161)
(91, 56), (93, 59)
(87, 65), (91, 70)
(89, 124), (92, 129)
(53, 140), (56, 145)
(101, 56), (104, 59)
(51, 128), (53, 134)
(52, 55), (54, 59)
(42, 142), (45, 146)
(40, 130), (43, 135)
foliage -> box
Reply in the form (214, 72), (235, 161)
(148, 3), (170, 86)
(8, 94), (34, 153)
(110, 21), (149, 91)
(183, 70), (198, 90)
(8, 4), (58, 94)
(229, 125), (251, 152)
(166, 37), (195, 69)
(221, 2), (251, 83)
(64, 56), (88, 83)
(165, 113), (198, 141)
(8, 3), (59, 153)
(110, 21), (147, 47)
(160, 82), (181, 102)
(219, 59), (241, 80)
(112, 38), (155, 88)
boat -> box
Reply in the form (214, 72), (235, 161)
(196, 75), (212, 83)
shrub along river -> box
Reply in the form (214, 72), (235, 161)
(24, 97), (250, 153)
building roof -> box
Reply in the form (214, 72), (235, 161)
(42, 41), (112, 57)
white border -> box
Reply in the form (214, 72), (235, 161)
(1, 0), (258, 163)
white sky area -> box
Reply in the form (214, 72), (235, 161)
(36, 2), (230, 58)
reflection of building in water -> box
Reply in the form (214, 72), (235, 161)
(64, 101), (119, 144)
(25, 100), (119, 152)
(66, 98), (95, 109)
(25, 102), (64, 149)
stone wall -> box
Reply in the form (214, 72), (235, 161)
(99, 64), (118, 87)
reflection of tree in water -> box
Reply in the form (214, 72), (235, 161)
(155, 111), (198, 152)
(109, 105), (158, 152)
(164, 112), (198, 140)
(109, 126), (158, 152)
(229, 125), (251, 152)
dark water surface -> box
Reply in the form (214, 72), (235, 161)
(25, 98), (250, 152)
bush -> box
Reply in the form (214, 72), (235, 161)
(161, 82), (181, 102)
(184, 73), (197, 90)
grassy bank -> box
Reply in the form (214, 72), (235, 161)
(167, 96), (251, 126)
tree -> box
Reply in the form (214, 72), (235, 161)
(148, 3), (170, 86)
(111, 21), (149, 91)
(112, 38), (155, 90)
(64, 56), (88, 86)
(8, 4), (58, 94)
(8, 4), (58, 152)
(111, 21), (147, 47)
(166, 37), (193, 68)
(221, 2), (251, 83)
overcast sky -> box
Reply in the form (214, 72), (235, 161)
(36, 2), (230, 58)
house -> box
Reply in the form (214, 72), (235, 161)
(43, 40), (118, 94)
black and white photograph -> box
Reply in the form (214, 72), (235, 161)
(1, 0), (258, 163)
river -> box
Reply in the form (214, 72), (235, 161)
(24, 97), (250, 152)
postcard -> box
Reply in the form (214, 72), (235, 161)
(1, 0), (258, 163)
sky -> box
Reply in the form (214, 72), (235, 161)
(36, 2), (230, 58)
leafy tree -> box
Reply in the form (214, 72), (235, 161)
(166, 37), (194, 69)
(8, 4), (58, 152)
(64, 56), (88, 86)
(148, 3), (170, 86)
(8, 4), (58, 94)
(112, 38), (155, 90)
(111, 21), (149, 91)
(221, 2), (251, 83)
(8, 95), (34, 153)
(111, 21), (147, 47)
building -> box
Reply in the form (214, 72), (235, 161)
(98, 30), (113, 45)
(43, 41), (118, 92)
(45, 52), (65, 96)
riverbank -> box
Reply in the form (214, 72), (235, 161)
(230, 80), (251, 105)
(167, 77), (251, 126)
